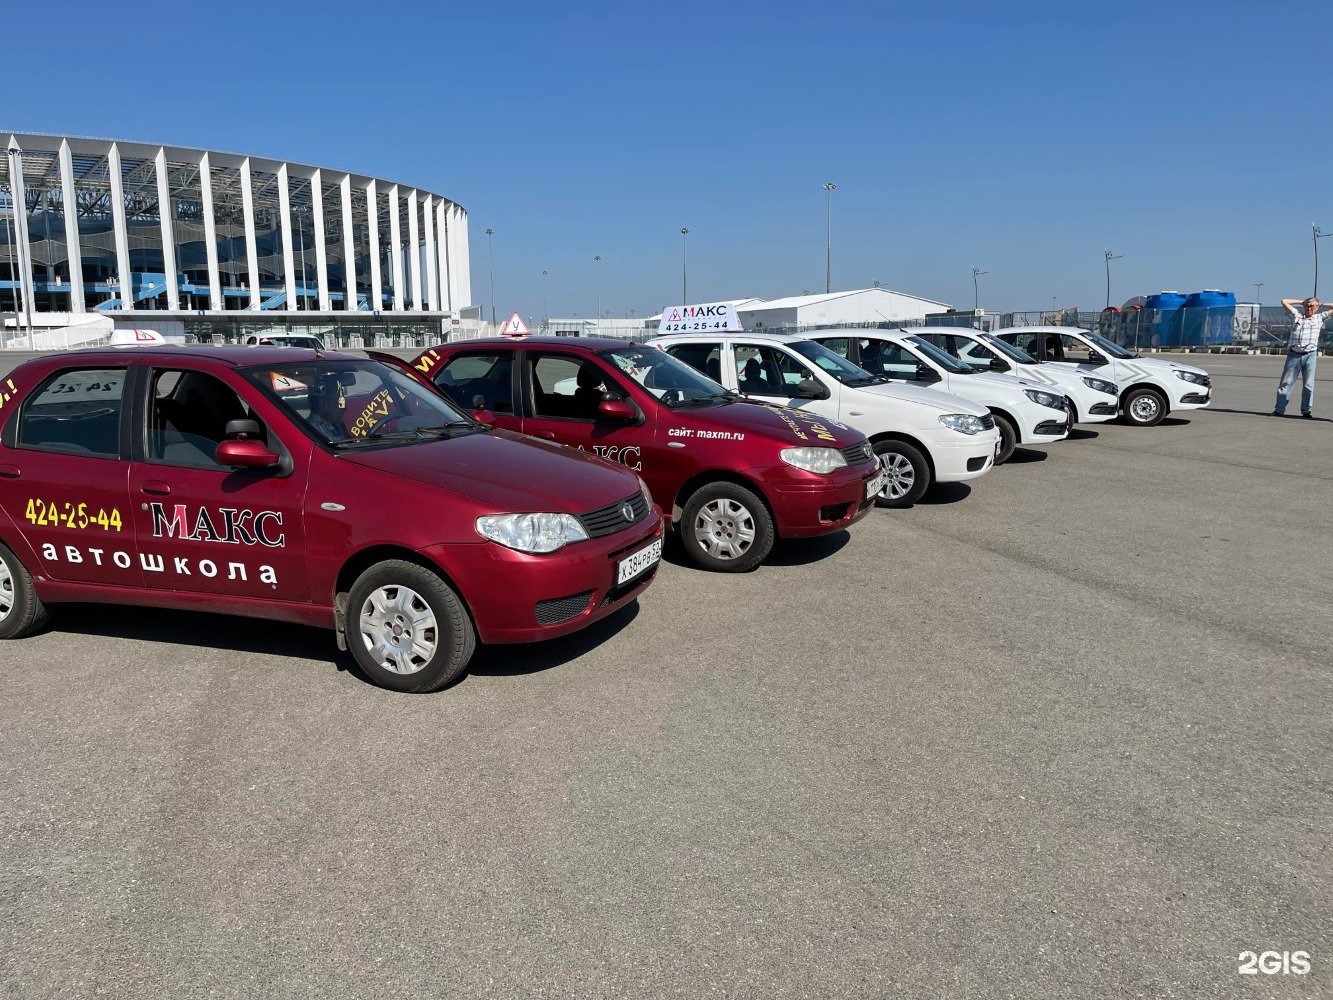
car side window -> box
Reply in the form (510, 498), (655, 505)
(1006, 333), (1043, 358)
(1055, 334), (1095, 363)
(663, 342), (724, 384)
(735, 345), (810, 396)
(528, 354), (619, 421)
(17, 368), (127, 458)
(953, 337), (999, 370)
(819, 338), (851, 359)
(856, 340), (917, 379)
(435, 352), (514, 413)
(147, 369), (269, 469)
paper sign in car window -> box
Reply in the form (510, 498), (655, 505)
(271, 372), (309, 392)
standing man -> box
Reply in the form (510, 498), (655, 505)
(1273, 297), (1330, 418)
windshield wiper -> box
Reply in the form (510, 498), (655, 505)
(413, 421), (480, 436)
(845, 375), (888, 387)
(668, 390), (737, 408)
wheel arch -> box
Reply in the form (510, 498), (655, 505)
(334, 544), (478, 636)
(672, 469), (775, 526)
(867, 431), (936, 479)
(985, 406), (1021, 443)
(1125, 381), (1171, 414)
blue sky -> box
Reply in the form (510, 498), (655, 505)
(7, 0), (1332, 320)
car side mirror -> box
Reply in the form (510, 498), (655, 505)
(597, 398), (637, 422)
(1087, 352), (1107, 366)
(795, 377), (829, 400)
(915, 363), (941, 383)
(989, 357), (1009, 372)
(216, 439), (279, 469)
(470, 393), (495, 424)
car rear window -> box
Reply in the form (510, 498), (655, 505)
(17, 368), (127, 458)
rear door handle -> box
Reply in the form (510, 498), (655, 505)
(0, 464), (19, 479)
(140, 480), (172, 496)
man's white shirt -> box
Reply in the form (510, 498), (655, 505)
(1285, 305), (1330, 352)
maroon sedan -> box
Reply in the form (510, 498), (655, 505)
(0, 347), (662, 692)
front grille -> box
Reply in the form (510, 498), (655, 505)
(966, 455), (989, 472)
(578, 490), (649, 538)
(978, 413), (996, 430)
(535, 590), (594, 626)
(839, 440), (874, 465)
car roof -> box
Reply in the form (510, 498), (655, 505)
(47, 345), (364, 367)
(438, 336), (644, 352)
(991, 325), (1092, 335)
(651, 330), (805, 343)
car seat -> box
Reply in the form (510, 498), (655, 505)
(573, 363), (605, 418)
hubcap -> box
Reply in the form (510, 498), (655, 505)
(693, 498), (756, 560)
(879, 453), (916, 500)
(0, 560), (13, 622)
(1131, 394), (1160, 421)
(358, 585), (438, 675)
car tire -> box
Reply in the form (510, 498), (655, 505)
(680, 481), (774, 573)
(1121, 385), (1167, 427)
(873, 440), (931, 508)
(0, 541), (50, 640)
(347, 560), (476, 693)
(991, 412), (1018, 464)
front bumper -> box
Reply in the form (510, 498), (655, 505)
(931, 429), (1000, 482)
(749, 461), (880, 538)
(1026, 405), (1072, 443)
(425, 509), (664, 644)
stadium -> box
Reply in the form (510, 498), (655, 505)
(1, 132), (473, 348)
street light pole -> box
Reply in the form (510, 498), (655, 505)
(1313, 225), (1331, 298)
(541, 269), (548, 331)
(485, 228), (496, 326)
(680, 227), (690, 303)
(594, 255), (602, 324)
(823, 182), (836, 294)
(971, 267), (987, 314)
(1252, 281), (1264, 347)
(1103, 249), (1124, 309)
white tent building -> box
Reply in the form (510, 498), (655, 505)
(738, 287), (950, 331)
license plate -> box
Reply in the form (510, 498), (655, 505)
(616, 538), (662, 585)
(865, 470), (887, 498)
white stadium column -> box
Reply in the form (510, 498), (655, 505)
(240, 158), (261, 310)
(365, 179), (382, 312)
(277, 164), (297, 309)
(442, 200), (458, 313)
(199, 152), (222, 311)
(153, 148), (179, 311)
(6, 139), (37, 330)
(107, 143), (135, 311)
(311, 168), (330, 312)
(340, 174), (356, 310)
(59, 139), (86, 313)
(456, 208), (472, 308)
(407, 189), (422, 311)
(387, 184), (403, 311)
(422, 194), (438, 312)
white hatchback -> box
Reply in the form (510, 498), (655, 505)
(992, 326), (1211, 427)
(649, 331), (1001, 507)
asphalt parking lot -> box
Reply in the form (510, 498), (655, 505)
(1, 351), (1329, 998)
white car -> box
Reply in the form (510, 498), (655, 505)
(910, 328), (1121, 426)
(808, 329), (1072, 464)
(992, 326), (1211, 427)
(244, 333), (327, 350)
(649, 331), (1001, 507)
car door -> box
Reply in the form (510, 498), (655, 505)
(519, 350), (654, 477)
(427, 350), (522, 434)
(126, 364), (310, 602)
(0, 364), (141, 587)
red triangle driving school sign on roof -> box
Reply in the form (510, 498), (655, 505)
(500, 313), (530, 336)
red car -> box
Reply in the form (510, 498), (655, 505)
(0, 347), (662, 693)
(409, 337), (884, 572)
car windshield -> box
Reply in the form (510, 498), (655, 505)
(789, 339), (883, 385)
(979, 334), (1038, 365)
(601, 344), (734, 407)
(1080, 329), (1137, 359)
(245, 359), (476, 447)
(906, 335), (975, 375)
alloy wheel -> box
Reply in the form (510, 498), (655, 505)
(880, 453), (916, 500)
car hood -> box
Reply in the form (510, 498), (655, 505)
(960, 370), (1047, 394)
(680, 398), (865, 446)
(1014, 363), (1099, 390)
(856, 381), (991, 417)
(338, 428), (641, 514)
(1123, 355), (1209, 377)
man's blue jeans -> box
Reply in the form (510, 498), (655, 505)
(1276, 349), (1317, 415)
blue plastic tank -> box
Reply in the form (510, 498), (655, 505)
(1181, 290), (1236, 346)
(1144, 291), (1187, 347)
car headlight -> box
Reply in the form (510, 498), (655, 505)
(1173, 369), (1209, 385)
(938, 413), (986, 435)
(779, 446), (848, 474)
(1081, 376), (1118, 396)
(475, 512), (589, 553)
(1022, 388), (1066, 410)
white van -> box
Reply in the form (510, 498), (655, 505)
(909, 328), (1121, 426)
(808, 329), (1072, 463)
(992, 326), (1211, 427)
(244, 333), (327, 350)
(649, 331), (1001, 507)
